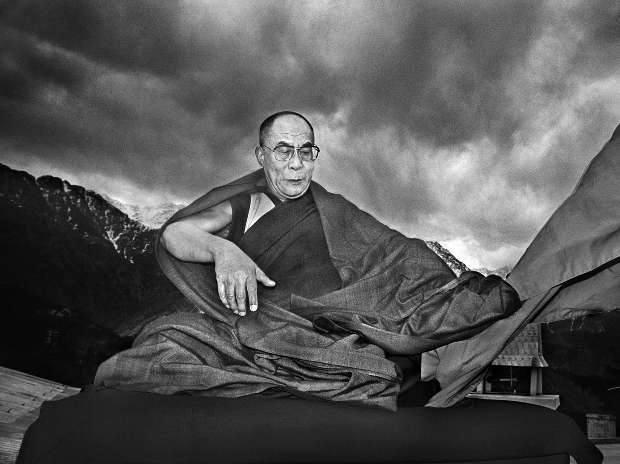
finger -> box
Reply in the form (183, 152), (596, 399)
(255, 267), (276, 287)
(216, 277), (229, 308)
(225, 278), (237, 311)
(235, 276), (247, 315)
(247, 278), (258, 312)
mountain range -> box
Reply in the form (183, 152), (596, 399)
(0, 163), (191, 384)
(102, 195), (186, 230)
(104, 192), (474, 276)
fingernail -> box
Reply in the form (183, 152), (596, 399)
(250, 304), (258, 312)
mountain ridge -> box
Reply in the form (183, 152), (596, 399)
(102, 194), (185, 230)
(106, 189), (474, 276)
(0, 162), (185, 331)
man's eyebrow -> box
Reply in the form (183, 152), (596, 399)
(273, 141), (313, 147)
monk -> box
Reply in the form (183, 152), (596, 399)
(95, 113), (619, 413)
(160, 111), (339, 317)
(95, 111), (523, 410)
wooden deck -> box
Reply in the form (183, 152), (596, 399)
(0, 367), (79, 464)
(0, 366), (619, 463)
(597, 444), (620, 462)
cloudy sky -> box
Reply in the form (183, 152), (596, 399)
(1, 0), (619, 270)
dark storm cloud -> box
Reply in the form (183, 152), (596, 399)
(568, 0), (620, 76)
(0, 0), (550, 156)
(341, 1), (545, 147)
(2, 1), (338, 132)
(1, 0), (619, 268)
(1, 0), (190, 76)
(1, 0), (343, 160)
(0, 27), (89, 102)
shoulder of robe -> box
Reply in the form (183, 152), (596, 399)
(163, 170), (265, 229)
(310, 181), (395, 242)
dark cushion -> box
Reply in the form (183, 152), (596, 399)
(17, 388), (602, 464)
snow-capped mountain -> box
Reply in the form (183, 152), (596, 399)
(38, 177), (153, 262)
(106, 196), (473, 275)
(104, 195), (473, 276)
(0, 162), (183, 333)
(103, 195), (184, 230)
(425, 241), (470, 276)
(1, 164), (152, 263)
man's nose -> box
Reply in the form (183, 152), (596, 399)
(288, 150), (304, 169)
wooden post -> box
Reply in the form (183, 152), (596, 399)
(530, 367), (543, 395)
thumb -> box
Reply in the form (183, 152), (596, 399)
(255, 266), (276, 287)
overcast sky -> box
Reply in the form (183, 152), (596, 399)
(1, 0), (619, 270)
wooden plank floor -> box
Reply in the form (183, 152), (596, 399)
(1, 366), (619, 463)
(597, 443), (620, 463)
(0, 367), (79, 464)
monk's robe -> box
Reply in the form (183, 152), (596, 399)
(95, 170), (520, 410)
(95, 124), (620, 410)
(232, 190), (343, 307)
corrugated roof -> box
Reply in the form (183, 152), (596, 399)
(493, 324), (549, 367)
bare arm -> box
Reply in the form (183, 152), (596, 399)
(160, 201), (275, 316)
(161, 200), (234, 262)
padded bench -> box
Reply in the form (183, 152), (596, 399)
(17, 388), (602, 464)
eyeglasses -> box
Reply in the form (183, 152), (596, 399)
(261, 144), (320, 162)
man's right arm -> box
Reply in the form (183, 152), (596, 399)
(160, 201), (275, 316)
(160, 200), (234, 263)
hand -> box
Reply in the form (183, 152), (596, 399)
(213, 242), (275, 316)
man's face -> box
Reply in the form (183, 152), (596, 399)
(256, 115), (315, 201)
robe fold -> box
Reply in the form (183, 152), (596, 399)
(425, 124), (620, 406)
(95, 124), (620, 410)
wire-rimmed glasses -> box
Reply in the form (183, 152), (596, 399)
(261, 143), (320, 162)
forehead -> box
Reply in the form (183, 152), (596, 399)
(266, 115), (313, 143)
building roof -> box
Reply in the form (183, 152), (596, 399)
(493, 323), (549, 368)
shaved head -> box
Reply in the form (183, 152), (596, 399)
(255, 111), (316, 201)
(259, 111), (314, 146)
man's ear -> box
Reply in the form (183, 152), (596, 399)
(254, 146), (264, 166)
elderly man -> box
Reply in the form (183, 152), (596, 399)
(95, 113), (620, 414)
(95, 110), (523, 410)
(26, 114), (617, 464)
(161, 112), (339, 317)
